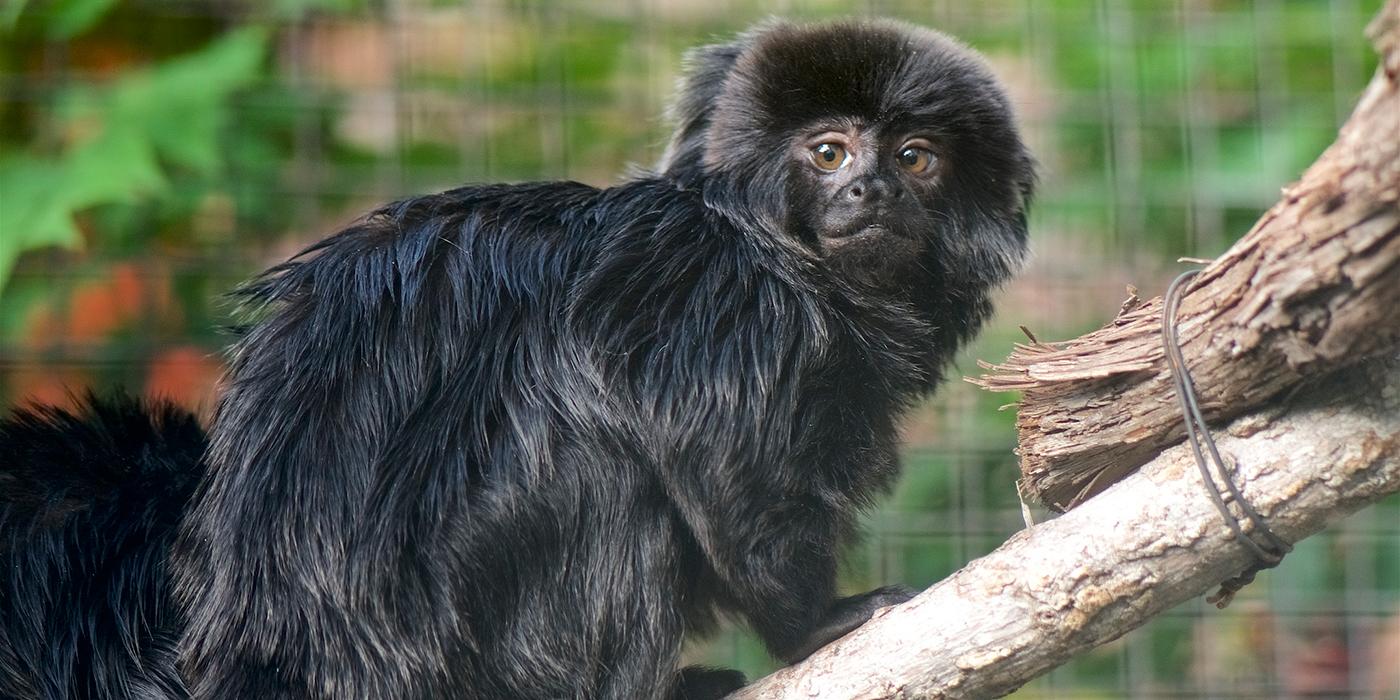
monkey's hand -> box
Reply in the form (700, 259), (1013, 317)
(782, 584), (917, 663)
(669, 666), (747, 700)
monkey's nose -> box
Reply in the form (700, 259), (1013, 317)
(843, 178), (904, 202)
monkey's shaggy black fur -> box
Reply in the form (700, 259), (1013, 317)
(0, 395), (204, 699)
(0, 19), (1034, 699)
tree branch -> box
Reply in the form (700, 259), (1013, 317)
(974, 0), (1400, 511)
(732, 357), (1400, 699)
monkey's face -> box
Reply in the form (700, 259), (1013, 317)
(786, 124), (941, 284)
(700, 20), (1036, 295)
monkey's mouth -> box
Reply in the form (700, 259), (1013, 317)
(820, 222), (925, 267)
(826, 223), (892, 244)
(823, 223), (920, 252)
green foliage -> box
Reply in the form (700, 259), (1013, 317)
(264, 0), (366, 19)
(0, 24), (267, 292)
(0, 156), (85, 288)
(43, 0), (118, 38)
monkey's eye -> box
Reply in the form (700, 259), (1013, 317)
(810, 143), (849, 171)
(896, 145), (936, 174)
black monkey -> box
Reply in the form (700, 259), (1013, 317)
(0, 19), (1034, 700)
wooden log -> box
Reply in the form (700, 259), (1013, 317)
(974, 0), (1400, 510)
(733, 357), (1400, 699)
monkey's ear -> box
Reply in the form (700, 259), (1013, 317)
(657, 20), (786, 182)
(657, 41), (743, 182)
(952, 149), (1038, 288)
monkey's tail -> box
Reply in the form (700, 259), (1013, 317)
(0, 391), (205, 700)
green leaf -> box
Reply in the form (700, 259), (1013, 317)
(44, 0), (118, 38)
(0, 28), (268, 296)
(109, 26), (269, 174)
(0, 157), (84, 294)
(270, 0), (364, 19)
(63, 123), (168, 205)
(0, 0), (28, 30)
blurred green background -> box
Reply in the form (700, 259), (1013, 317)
(1, 0), (1396, 696)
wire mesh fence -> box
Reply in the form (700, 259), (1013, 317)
(1, 0), (1395, 697)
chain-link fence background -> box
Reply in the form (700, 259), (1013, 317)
(2, 0), (1396, 697)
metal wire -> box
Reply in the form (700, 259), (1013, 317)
(1160, 268), (1292, 606)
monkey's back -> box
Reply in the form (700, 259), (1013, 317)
(174, 177), (846, 699)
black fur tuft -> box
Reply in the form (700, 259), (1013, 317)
(0, 392), (204, 700)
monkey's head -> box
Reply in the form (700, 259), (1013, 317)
(664, 20), (1035, 294)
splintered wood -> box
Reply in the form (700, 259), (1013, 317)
(975, 5), (1400, 512)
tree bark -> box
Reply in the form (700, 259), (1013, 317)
(730, 357), (1400, 699)
(974, 0), (1400, 511)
